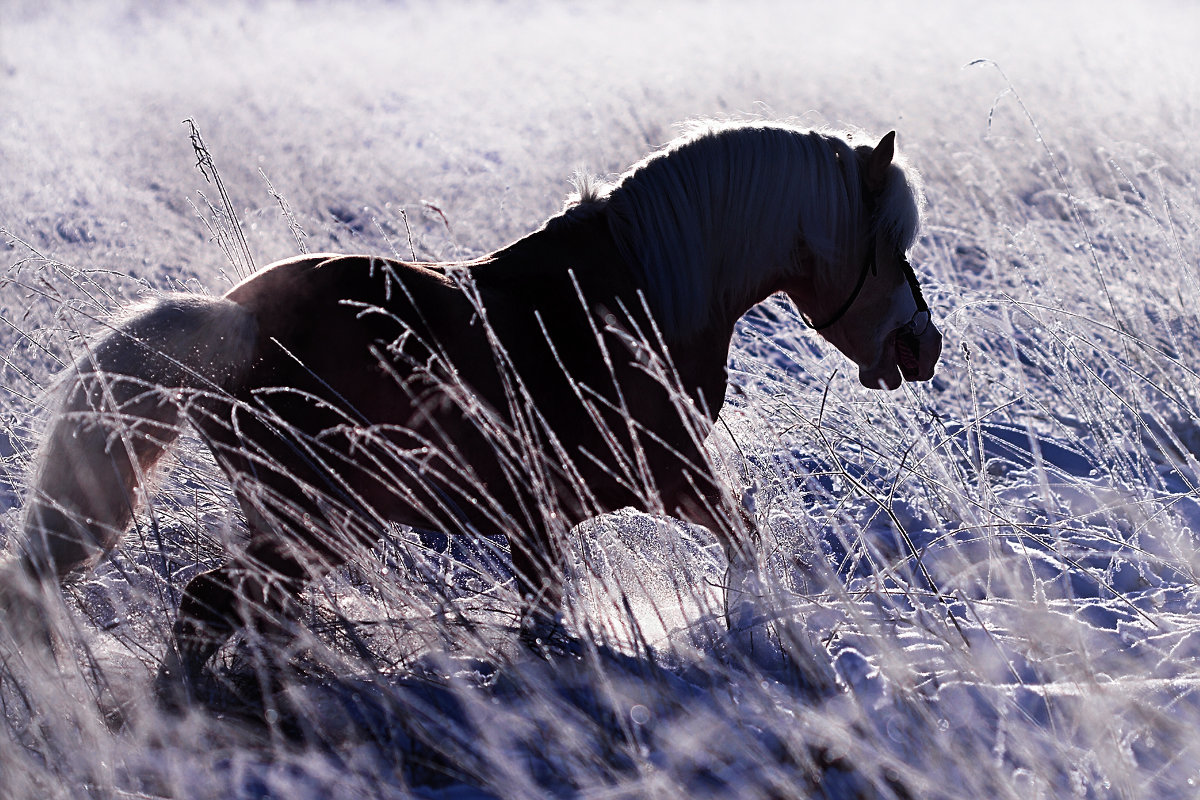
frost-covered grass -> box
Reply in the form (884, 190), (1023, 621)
(2, 1), (1200, 797)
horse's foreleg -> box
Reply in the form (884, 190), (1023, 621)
(675, 484), (781, 671)
(508, 524), (566, 644)
(672, 483), (762, 633)
(673, 479), (840, 689)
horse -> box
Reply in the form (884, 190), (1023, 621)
(6, 121), (940, 695)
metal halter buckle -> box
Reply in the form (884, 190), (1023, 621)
(906, 308), (931, 338)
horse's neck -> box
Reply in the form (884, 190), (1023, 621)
(476, 207), (736, 403)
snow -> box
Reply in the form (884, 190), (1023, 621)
(2, 0), (1200, 797)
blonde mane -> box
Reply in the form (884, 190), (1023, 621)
(585, 121), (925, 338)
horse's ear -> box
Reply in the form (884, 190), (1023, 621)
(866, 131), (896, 194)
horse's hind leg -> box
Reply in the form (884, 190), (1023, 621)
(156, 567), (239, 698)
(156, 534), (308, 704)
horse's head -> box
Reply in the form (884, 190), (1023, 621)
(789, 131), (942, 390)
(812, 240), (943, 390)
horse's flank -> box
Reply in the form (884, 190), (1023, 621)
(213, 202), (731, 530)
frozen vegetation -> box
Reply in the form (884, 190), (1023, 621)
(1, 1), (1199, 797)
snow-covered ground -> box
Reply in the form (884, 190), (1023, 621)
(2, 1), (1199, 797)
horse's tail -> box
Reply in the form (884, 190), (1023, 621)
(4, 294), (258, 610)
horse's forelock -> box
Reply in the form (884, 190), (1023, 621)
(873, 150), (925, 253)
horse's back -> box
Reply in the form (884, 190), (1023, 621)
(224, 254), (459, 342)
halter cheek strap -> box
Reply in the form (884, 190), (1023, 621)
(806, 248), (875, 331)
(900, 255), (931, 335)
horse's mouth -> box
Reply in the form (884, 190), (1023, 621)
(859, 323), (942, 389)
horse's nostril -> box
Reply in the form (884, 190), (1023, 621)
(896, 327), (921, 379)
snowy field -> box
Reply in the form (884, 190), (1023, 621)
(2, 1), (1200, 797)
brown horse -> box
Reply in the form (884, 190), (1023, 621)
(9, 121), (940, 692)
